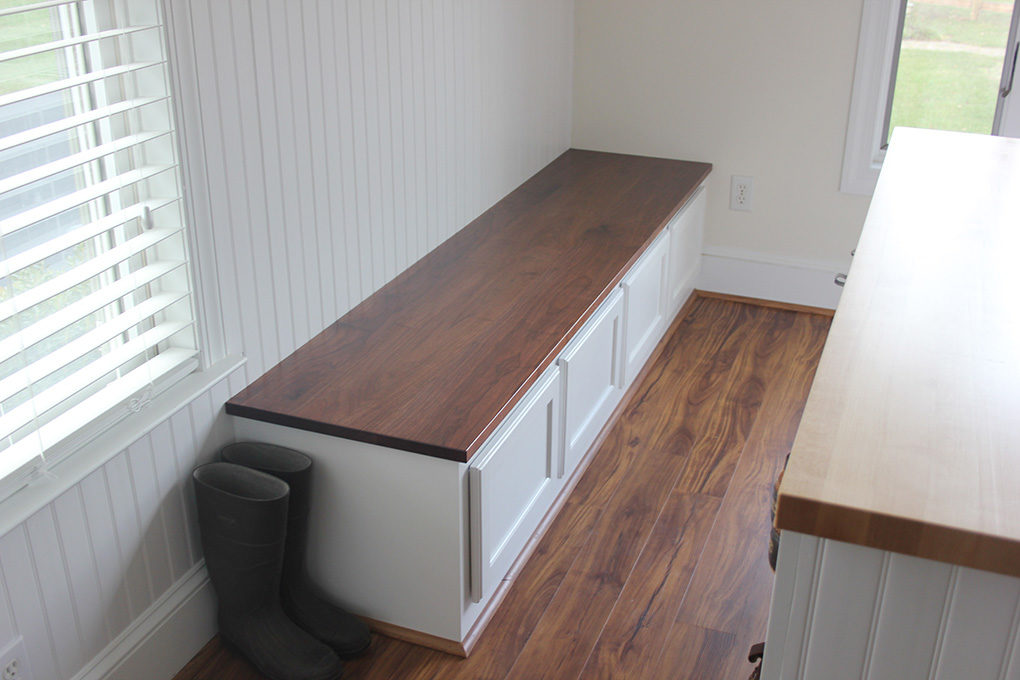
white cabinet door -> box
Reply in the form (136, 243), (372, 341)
(468, 366), (561, 603)
(558, 288), (624, 480)
(621, 229), (669, 385)
(667, 185), (706, 315)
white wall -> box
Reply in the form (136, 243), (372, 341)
(176, 0), (575, 381)
(573, 0), (873, 296)
(0, 0), (575, 678)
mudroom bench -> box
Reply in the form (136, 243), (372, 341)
(225, 149), (711, 654)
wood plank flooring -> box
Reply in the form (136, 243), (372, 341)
(172, 296), (830, 680)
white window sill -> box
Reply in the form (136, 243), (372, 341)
(0, 353), (245, 539)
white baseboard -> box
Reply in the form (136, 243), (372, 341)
(73, 563), (216, 680)
(698, 247), (847, 310)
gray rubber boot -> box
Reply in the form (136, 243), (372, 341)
(193, 462), (344, 680)
(221, 443), (372, 657)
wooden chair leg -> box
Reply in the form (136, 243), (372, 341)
(747, 642), (764, 679)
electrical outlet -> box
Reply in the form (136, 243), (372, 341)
(1, 637), (32, 680)
(730, 175), (753, 212)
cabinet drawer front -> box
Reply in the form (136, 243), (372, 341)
(668, 185), (706, 313)
(622, 229), (669, 385)
(559, 288), (624, 479)
(468, 366), (561, 603)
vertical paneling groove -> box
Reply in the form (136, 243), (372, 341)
(399, 0), (414, 272)
(304, 0), (335, 327)
(317, 0), (345, 319)
(164, 0), (227, 362)
(935, 569), (1020, 680)
(210, 0), (256, 370)
(929, 567), (961, 679)
(149, 421), (193, 581)
(121, 445), (158, 607)
(433, 0), (446, 244)
(335, 1), (363, 308)
(79, 467), (131, 638)
(388, 0), (401, 275)
(797, 539), (826, 680)
(226, 0), (280, 369)
(169, 407), (201, 565)
(0, 527), (60, 680)
(356, 0), (381, 290)
(139, 437), (175, 595)
(51, 489), (106, 661)
(346, 0), (371, 297)
(440, 0), (451, 238)
(73, 482), (116, 646)
(292, 3), (326, 337)
(273, 2), (311, 346)
(860, 552), (892, 680)
(92, 468), (135, 632)
(422, 0), (436, 251)
(376, 0), (396, 282)
(187, 0), (245, 367)
(259, 0), (299, 356)
(0, 561), (16, 645)
(410, 0), (426, 261)
(999, 590), (1020, 680)
(26, 508), (82, 678)
(103, 455), (146, 621)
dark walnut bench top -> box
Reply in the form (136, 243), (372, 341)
(226, 149), (712, 462)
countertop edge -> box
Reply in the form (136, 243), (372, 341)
(775, 491), (1020, 579)
(224, 402), (471, 464)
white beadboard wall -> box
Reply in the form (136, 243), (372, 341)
(0, 369), (242, 680)
(0, 0), (574, 678)
(170, 0), (575, 380)
(763, 531), (1020, 680)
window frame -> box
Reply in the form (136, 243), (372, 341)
(841, 0), (907, 195)
(842, 0), (1020, 194)
(0, 0), (203, 499)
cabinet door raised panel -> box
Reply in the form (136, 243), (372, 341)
(621, 229), (669, 385)
(558, 288), (625, 480)
(668, 185), (706, 315)
(468, 366), (561, 603)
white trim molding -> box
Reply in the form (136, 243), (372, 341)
(71, 563), (215, 680)
(841, 0), (904, 195)
(698, 247), (847, 310)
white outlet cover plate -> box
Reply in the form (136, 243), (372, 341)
(0, 637), (32, 680)
(730, 175), (753, 212)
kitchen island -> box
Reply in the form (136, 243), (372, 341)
(764, 128), (1020, 679)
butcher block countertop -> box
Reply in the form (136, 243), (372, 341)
(776, 129), (1020, 577)
(226, 150), (711, 463)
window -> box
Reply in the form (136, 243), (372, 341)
(0, 0), (198, 496)
(841, 0), (1020, 194)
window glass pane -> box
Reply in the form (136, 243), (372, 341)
(0, 4), (68, 94)
(887, 0), (1017, 142)
(0, 0), (197, 477)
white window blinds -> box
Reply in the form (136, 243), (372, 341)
(0, 0), (198, 495)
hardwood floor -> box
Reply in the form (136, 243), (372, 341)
(172, 296), (830, 680)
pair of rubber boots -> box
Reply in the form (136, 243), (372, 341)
(193, 442), (371, 680)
